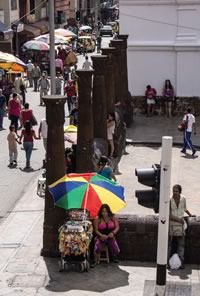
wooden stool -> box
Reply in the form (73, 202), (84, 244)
(37, 177), (46, 197)
(98, 245), (110, 263)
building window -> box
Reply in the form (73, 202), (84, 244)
(11, 0), (18, 10)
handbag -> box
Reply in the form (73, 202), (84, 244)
(30, 113), (38, 126)
(178, 115), (188, 132)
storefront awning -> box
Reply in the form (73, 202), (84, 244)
(0, 21), (13, 40)
(19, 24), (41, 37)
(31, 20), (49, 34)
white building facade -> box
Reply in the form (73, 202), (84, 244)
(120, 0), (200, 97)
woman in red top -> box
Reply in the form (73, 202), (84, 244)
(20, 103), (33, 127)
(64, 80), (76, 114)
(19, 120), (40, 168)
(8, 92), (21, 132)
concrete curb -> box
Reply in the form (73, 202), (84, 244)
(126, 139), (200, 149)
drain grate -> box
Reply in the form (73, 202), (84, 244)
(0, 243), (21, 249)
(143, 280), (200, 296)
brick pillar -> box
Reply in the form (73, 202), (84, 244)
(76, 70), (95, 173)
(42, 95), (66, 257)
(91, 55), (108, 145)
(118, 34), (129, 101)
(101, 47), (116, 113)
(110, 39), (124, 104)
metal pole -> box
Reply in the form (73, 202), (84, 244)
(49, 0), (56, 95)
(154, 136), (173, 296)
(16, 31), (19, 56)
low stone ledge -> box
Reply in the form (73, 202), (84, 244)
(132, 96), (200, 116)
(117, 214), (200, 264)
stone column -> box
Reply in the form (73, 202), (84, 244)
(110, 39), (124, 104)
(101, 47), (116, 113)
(42, 95), (66, 257)
(91, 55), (108, 143)
(76, 70), (95, 173)
(118, 34), (129, 101)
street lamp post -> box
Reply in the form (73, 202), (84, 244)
(49, 0), (56, 94)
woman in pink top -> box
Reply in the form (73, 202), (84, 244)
(93, 204), (120, 265)
(8, 92), (21, 132)
(162, 79), (174, 118)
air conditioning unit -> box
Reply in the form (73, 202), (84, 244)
(27, 14), (35, 24)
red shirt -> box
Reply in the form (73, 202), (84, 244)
(65, 85), (76, 97)
(21, 109), (33, 126)
(22, 129), (34, 143)
(145, 88), (157, 99)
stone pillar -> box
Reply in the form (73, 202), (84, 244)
(42, 95), (66, 257)
(76, 70), (95, 173)
(91, 55), (108, 144)
(110, 39), (124, 104)
(101, 47), (116, 113)
(118, 34), (129, 101)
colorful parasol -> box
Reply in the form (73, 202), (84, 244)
(35, 34), (70, 45)
(0, 52), (26, 72)
(55, 28), (77, 38)
(23, 40), (49, 51)
(48, 172), (125, 218)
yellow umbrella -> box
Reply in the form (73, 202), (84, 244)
(0, 52), (26, 72)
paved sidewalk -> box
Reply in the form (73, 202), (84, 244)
(0, 177), (199, 296)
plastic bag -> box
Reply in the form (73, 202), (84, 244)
(169, 253), (182, 269)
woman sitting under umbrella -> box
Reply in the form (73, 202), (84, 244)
(92, 204), (120, 266)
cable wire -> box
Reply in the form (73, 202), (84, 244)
(120, 12), (200, 32)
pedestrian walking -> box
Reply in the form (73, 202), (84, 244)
(38, 73), (50, 106)
(7, 125), (20, 166)
(82, 56), (92, 70)
(38, 118), (48, 163)
(107, 112), (116, 158)
(32, 64), (41, 92)
(168, 184), (194, 269)
(181, 108), (197, 156)
(162, 79), (174, 118)
(64, 80), (76, 114)
(145, 85), (157, 117)
(27, 60), (34, 87)
(55, 72), (64, 95)
(19, 120), (40, 169)
(0, 88), (6, 130)
(8, 93), (21, 133)
(55, 55), (63, 74)
(96, 35), (102, 53)
(20, 103), (37, 127)
(69, 101), (78, 126)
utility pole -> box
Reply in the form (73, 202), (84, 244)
(49, 0), (56, 94)
(154, 136), (173, 296)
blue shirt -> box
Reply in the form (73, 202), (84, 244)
(98, 166), (112, 180)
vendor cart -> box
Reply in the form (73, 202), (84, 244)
(58, 209), (93, 272)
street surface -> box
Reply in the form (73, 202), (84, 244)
(0, 36), (200, 295)
(0, 36), (111, 220)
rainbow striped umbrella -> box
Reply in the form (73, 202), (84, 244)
(48, 173), (125, 218)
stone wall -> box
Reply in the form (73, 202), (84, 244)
(132, 96), (200, 116)
(117, 215), (200, 264)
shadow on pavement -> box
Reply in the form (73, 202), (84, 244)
(168, 265), (192, 280)
(44, 258), (129, 293)
(19, 167), (41, 173)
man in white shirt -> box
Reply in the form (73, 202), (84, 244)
(82, 56), (92, 70)
(38, 118), (48, 164)
(181, 108), (197, 156)
(27, 60), (34, 87)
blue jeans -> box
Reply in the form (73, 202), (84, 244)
(0, 108), (4, 128)
(183, 131), (195, 152)
(23, 142), (33, 165)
